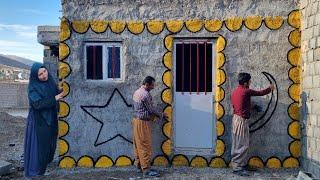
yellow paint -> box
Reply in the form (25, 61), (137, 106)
(163, 71), (172, 88)
(59, 157), (76, 168)
(172, 155), (189, 166)
(59, 43), (70, 61)
(190, 157), (207, 168)
(264, 16), (283, 30)
(288, 48), (301, 66)
(288, 102), (300, 121)
(72, 20), (89, 33)
(209, 157), (227, 168)
(288, 121), (300, 139)
(58, 120), (69, 137)
(289, 140), (301, 158)
(59, 81), (70, 97)
(216, 69), (226, 86)
(204, 19), (222, 32)
(95, 156), (113, 168)
(283, 157), (299, 168)
(225, 17), (243, 31)
(146, 20), (164, 34)
(109, 21), (126, 34)
(59, 101), (70, 118)
(216, 120), (225, 137)
(266, 158), (281, 168)
(115, 156), (132, 166)
(165, 35), (173, 51)
(248, 157), (264, 168)
(215, 102), (224, 120)
(127, 21), (144, 34)
(161, 139), (172, 156)
(59, 62), (71, 79)
(166, 20), (184, 33)
(185, 19), (203, 32)
(215, 86), (225, 102)
(289, 84), (301, 102)
(163, 122), (172, 138)
(163, 52), (172, 70)
(59, 139), (68, 156)
(60, 18), (71, 42)
(288, 30), (301, 47)
(288, 10), (301, 29)
(289, 67), (301, 84)
(244, 16), (262, 30)
(215, 139), (225, 157)
(77, 156), (94, 167)
(163, 106), (172, 122)
(90, 21), (108, 33)
(153, 156), (169, 166)
(162, 89), (172, 104)
(216, 36), (226, 52)
(216, 52), (225, 69)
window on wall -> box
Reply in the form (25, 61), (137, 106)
(85, 42), (122, 81)
(175, 41), (213, 93)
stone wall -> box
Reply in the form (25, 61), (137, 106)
(58, 0), (301, 168)
(300, 0), (320, 178)
(0, 82), (28, 109)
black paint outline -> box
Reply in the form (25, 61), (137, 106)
(249, 72), (279, 133)
(80, 88), (133, 146)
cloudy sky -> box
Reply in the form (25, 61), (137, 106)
(0, 0), (61, 62)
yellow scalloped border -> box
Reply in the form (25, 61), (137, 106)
(288, 102), (300, 120)
(77, 156), (94, 167)
(266, 157), (282, 168)
(225, 17), (243, 32)
(95, 156), (114, 168)
(248, 157), (264, 168)
(166, 20), (184, 33)
(59, 61), (71, 79)
(288, 10), (301, 29)
(209, 157), (227, 168)
(288, 29), (301, 47)
(147, 20), (164, 35)
(115, 156), (132, 167)
(204, 19), (222, 32)
(172, 155), (189, 166)
(152, 156), (169, 166)
(59, 139), (69, 156)
(59, 156), (76, 168)
(163, 52), (172, 70)
(90, 21), (108, 33)
(59, 101), (70, 118)
(264, 16), (284, 30)
(60, 18), (71, 42)
(58, 120), (69, 137)
(109, 21), (126, 34)
(127, 21), (145, 35)
(190, 156), (208, 167)
(185, 19), (203, 33)
(244, 16), (262, 30)
(72, 20), (90, 34)
(59, 43), (70, 61)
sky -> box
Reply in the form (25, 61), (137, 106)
(0, 0), (61, 62)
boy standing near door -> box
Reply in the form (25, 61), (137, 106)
(231, 73), (275, 176)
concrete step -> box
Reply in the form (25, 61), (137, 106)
(0, 160), (13, 176)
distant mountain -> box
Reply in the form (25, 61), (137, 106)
(0, 54), (37, 70)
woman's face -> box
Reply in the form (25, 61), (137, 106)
(38, 68), (48, 81)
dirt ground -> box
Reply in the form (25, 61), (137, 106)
(0, 112), (300, 180)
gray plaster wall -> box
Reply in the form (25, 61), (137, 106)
(61, 0), (299, 164)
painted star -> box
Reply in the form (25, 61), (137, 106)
(81, 88), (133, 146)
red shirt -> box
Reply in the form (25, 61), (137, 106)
(231, 85), (271, 119)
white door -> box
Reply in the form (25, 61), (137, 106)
(173, 39), (216, 155)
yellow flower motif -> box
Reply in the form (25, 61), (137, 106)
(264, 16), (283, 30)
(225, 17), (243, 31)
(72, 20), (89, 33)
(166, 20), (184, 33)
(127, 21), (144, 34)
(109, 21), (126, 34)
(147, 20), (164, 34)
(244, 16), (262, 30)
(90, 21), (108, 33)
(185, 19), (203, 32)
(205, 19), (222, 32)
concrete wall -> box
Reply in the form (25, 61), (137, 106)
(300, 0), (320, 178)
(0, 83), (28, 109)
(58, 0), (301, 168)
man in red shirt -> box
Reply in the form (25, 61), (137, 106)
(231, 73), (275, 176)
